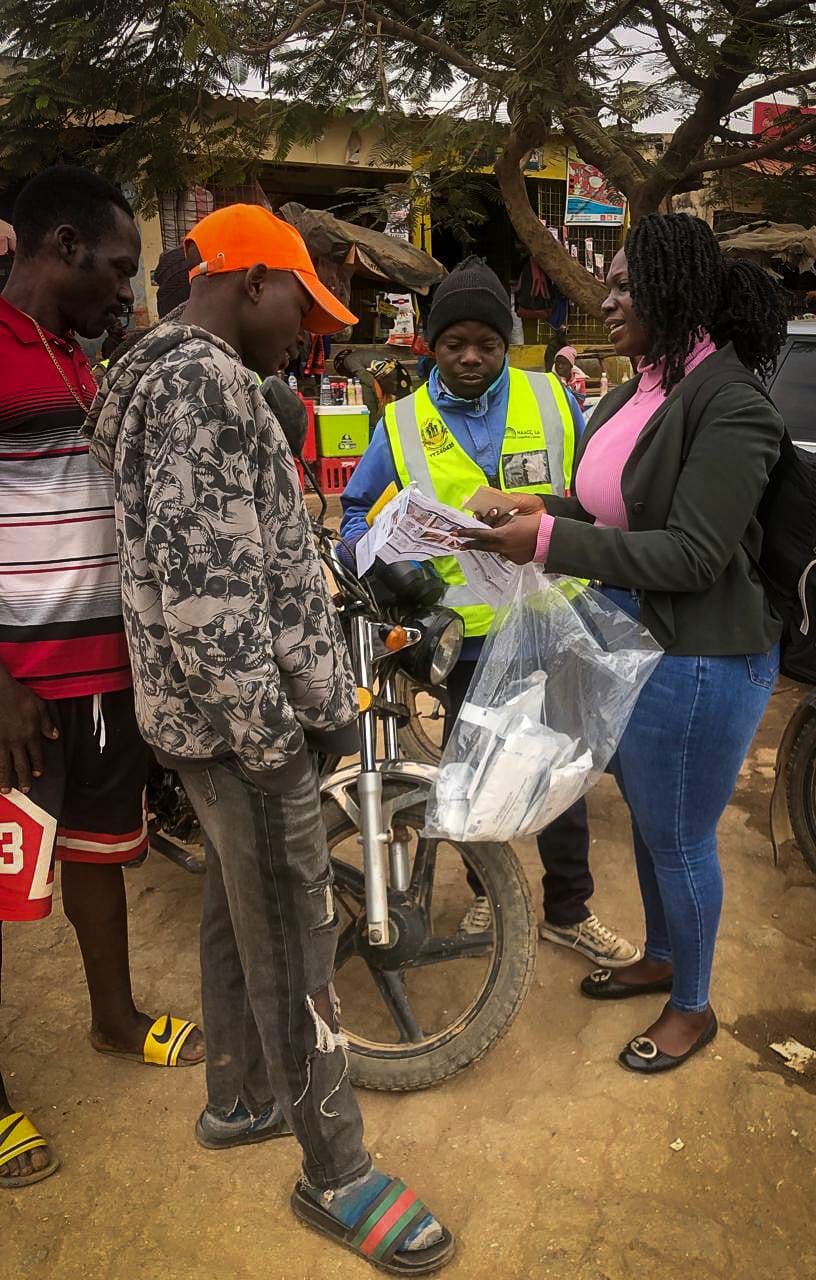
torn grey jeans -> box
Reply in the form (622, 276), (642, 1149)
(178, 753), (370, 1189)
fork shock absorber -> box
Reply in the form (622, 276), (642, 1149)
(352, 613), (391, 946)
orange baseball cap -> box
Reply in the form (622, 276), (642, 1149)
(184, 203), (357, 335)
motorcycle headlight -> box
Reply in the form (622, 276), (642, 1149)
(401, 609), (464, 686)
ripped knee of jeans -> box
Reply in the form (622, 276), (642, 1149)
(293, 982), (349, 1117)
(310, 983), (337, 1030)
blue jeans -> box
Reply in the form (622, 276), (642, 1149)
(604, 588), (779, 1013)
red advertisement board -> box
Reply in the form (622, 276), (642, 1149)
(753, 101), (816, 150)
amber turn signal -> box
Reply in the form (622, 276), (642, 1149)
(384, 625), (409, 652)
(357, 687), (373, 712)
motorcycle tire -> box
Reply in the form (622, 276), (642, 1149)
(394, 671), (445, 766)
(322, 774), (536, 1092)
(785, 714), (816, 877)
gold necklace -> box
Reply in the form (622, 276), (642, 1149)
(30, 316), (93, 412)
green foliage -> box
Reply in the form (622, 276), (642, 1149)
(1, 0), (815, 277)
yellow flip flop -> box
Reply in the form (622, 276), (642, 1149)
(92, 1015), (202, 1067)
(0, 1112), (60, 1189)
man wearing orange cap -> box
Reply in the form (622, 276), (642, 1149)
(86, 205), (454, 1274)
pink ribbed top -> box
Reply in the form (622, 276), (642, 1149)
(534, 335), (716, 563)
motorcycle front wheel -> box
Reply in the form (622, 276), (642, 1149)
(393, 671), (446, 766)
(322, 765), (537, 1091)
(785, 714), (816, 877)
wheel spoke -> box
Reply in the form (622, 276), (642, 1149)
(331, 859), (365, 908)
(334, 920), (358, 970)
(410, 933), (493, 967)
(368, 968), (424, 1042)
(409, 836), (437, 914)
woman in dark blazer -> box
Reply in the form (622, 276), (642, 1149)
(465, 214), (787, 1074)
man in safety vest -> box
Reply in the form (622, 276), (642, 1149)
(341, 256), (640, 969)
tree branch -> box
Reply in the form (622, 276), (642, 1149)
(682, 112), (816, 176)
(632, 4), (769, 213)
(239, 0), (334, 53)
(375, 0), (516, 67)
(559, 106), (652, 194)
(729, 65), (816, 110)
(571, 0), (639, 57)
(255, 0), (510, 89)
(646, 3), (708, 91)
(241, 0), (511, 90)
(652, 8), (700, 42)
(374, 19), (391, 110)
(751, 0), (812, 19)
(354, 5), (509, 88)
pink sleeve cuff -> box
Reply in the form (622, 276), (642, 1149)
(534, 513), (556, 565)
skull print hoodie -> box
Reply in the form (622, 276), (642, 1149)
(85, 321), (358, 789)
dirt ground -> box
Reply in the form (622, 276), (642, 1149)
(4, 682), (816, 1280)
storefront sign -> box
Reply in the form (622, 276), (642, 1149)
(524, 142), (569, 182)
(566, 152), (626, 225)
(753, 101), (816, 150)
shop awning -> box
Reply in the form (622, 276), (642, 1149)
(277, 201), (446, 295)
(717, 221), (816, 275)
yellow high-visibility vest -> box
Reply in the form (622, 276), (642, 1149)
(384, 368), (575, 636)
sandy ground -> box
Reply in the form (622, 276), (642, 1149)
(4, 682), (815, 1280)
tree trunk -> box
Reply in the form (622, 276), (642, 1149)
(495, 132), (607, 319)
(628, 182), (669, 223)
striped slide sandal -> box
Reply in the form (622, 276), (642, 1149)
(93, 1015), (202, 1067)
(0, 1112), (60, 1189)
(291, 1176), (455, 1275)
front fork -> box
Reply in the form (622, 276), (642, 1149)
(350, 615), (412, 946)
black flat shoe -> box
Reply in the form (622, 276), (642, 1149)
(580, 967), (674, 1000)
(618, 1014), (718, 1074)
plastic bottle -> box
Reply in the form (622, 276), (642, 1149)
(319, 375), (331, 406)
(352, 377), (363, 406)
(287, 373), (298, 394)
(600, 371), (609, 397)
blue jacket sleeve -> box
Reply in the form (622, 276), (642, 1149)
(339, 419), (399, 544)
(564, 387), (586, 440)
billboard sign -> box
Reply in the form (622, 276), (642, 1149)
(566, 151), (626, 225)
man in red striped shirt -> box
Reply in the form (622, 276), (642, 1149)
(0, 167), (203, 1190)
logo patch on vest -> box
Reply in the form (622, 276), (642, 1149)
(504, 422), (545, 441)
(419, 418), (450, 452)
(501, 450), (551, 488)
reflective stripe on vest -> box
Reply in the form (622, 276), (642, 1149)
(385, 369), (575, 636)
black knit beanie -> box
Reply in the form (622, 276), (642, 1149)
(427, 255), (513, 348)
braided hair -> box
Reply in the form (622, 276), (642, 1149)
(625, 213), (787, 392)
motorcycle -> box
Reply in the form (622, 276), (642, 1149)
(312, 509), (536, 1090)
(147, 393), (538, 1090)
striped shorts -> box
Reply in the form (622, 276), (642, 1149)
(0, 688), (149, 921)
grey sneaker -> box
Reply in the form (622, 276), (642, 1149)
(538, 913), (641, 967)
(458, 895), (493, 935)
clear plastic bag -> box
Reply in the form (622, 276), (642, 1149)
(424, 567), (663, 842)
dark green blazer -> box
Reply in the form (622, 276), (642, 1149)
(543, 343), (784, 655)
